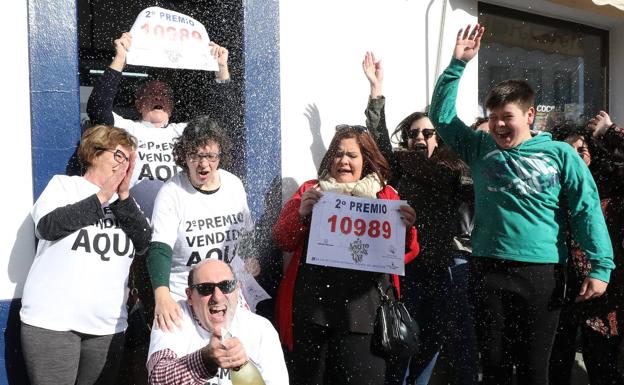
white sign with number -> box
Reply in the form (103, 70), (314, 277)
(126, 7), (218, 71)
(307, 192), (407, 275)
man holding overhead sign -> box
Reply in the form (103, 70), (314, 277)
(87, 6), (232, 219)
(127, 7), (220, 71)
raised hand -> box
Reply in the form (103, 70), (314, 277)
(588, 110), (613, 138)
(453, 24), (485, 63)
(111, 32), (132, 72)
(210, 42), (230, 81)
(362, 51), (383, 98)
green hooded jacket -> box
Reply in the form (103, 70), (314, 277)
(429, 58), (614, 282)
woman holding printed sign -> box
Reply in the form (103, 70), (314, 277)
(20, 125), (151, 385)
(273, 125), (420, 385)
(147, 116), (257, 332)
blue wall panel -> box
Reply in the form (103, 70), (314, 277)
(243, 0), (281, 222)
(29, 0), (80, 200)
(0, 0), (80, 384)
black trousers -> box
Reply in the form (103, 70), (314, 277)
(468, 258), (563, 385)
(290, 321), (386, 385)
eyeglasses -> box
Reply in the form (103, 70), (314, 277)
(96, 147), (129, 164)
(190, 279), (238, 296)
(407, 128), (436, 139)
(335, 124), (368, 133)
(188, 152), (221, 163)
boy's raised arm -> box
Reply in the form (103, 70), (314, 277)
(429, 24), (485, 164)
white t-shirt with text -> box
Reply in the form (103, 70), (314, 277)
(114, 113), (187, 218)
(21, 175), (136, 335)
(151, 170), (253, 301)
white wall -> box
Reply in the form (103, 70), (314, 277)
(279, 0), (480, 198)
(0, 3), (35, 300)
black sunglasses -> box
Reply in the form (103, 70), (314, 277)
(335, 124), (368, 133)
(407, 128), (436, 139)
(190, 279), (237, 296)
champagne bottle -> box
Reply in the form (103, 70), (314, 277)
(231, 360), (266, 385)
(221, 328), (266, 385)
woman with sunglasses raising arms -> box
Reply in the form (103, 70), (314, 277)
(273, 125), (420, 385)
(362, 52), (478, 385)
(20, 125), (151, 385)
(147, 116), (256, 333)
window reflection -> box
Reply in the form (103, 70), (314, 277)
(479, 3), (608, 132)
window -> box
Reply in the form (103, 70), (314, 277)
(478, 3), (608, 131)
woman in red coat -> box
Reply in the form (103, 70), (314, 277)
(273, 125), (420, 385)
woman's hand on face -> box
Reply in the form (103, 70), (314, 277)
(399, 204), (416, 227)
(298, 187), (323, 218)
(117, 151), (135, 200)
(154, 287), (183, 332)
(96, 158), (130, 204)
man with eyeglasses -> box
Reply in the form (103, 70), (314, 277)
(147, 259), (288, 385)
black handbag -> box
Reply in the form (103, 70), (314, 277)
(371, 283), (420, 358)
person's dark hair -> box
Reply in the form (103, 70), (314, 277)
(318, 126), (390, 183)
(429, 140), (471, 176)
(470, 116), (489, 130)
(391, 111), (429, 148)
(550, 122), (590, 143)
(173, 116), (231, 171)
(135, 79), (174, 101)
(485, 80), (535, 112)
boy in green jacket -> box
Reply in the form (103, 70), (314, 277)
(429, 24), (614, 384)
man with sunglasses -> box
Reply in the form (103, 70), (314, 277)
(147, 259), (288, 385)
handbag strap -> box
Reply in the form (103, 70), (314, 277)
(377, 281), (399, 302)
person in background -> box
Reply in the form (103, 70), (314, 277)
(147, 116), (256, 333)
(549, 112), (624, 385)
(20, 125), (151, 385)
(147, 259), (288, 385)
(471, 116), (489, 132)
(362, 51), (478, 384)
(429, 24), (614, 384)
(273, 125), (420, 385)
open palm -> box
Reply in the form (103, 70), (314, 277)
(453, 24), (485, 62)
